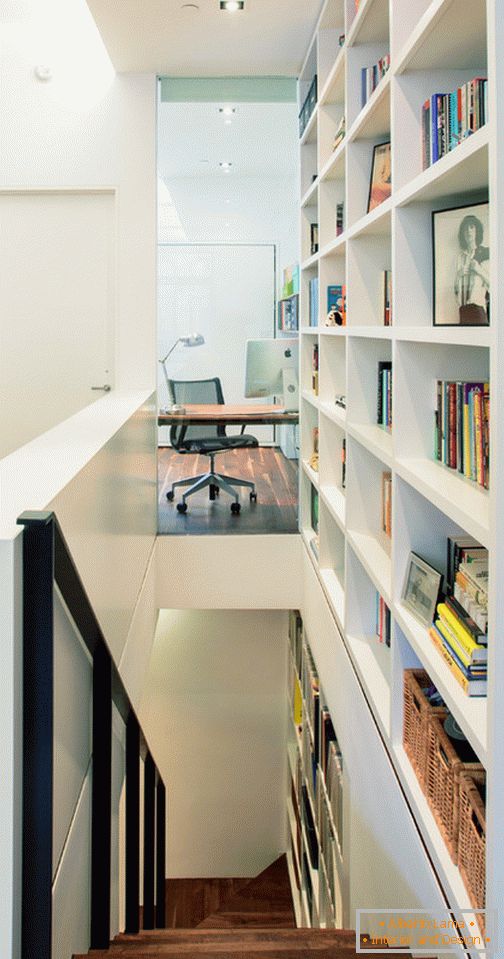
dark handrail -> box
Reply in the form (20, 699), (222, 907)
(17, 510), (167, 959)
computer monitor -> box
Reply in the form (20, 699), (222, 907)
(244, 338), (299, 411)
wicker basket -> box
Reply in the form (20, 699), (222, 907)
(458, 769), (486, 920)
(403, 669), (447, 785)
(424, 717), (483, 863)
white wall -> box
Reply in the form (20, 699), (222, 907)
(139, 609), (288, 877)
(0, 0), (157, 455)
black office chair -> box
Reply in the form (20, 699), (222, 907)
(166, 377), (259, 515)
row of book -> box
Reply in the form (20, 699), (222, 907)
(381, 470), (391, 537)
(309, 276), (319, 326)
(422, 77), (488, 170)
(361, 55), (390, 108)
(428, 535), (488, 697)
(336, 201), (344, 237)
(287, 624), (344, 922)
(381, 270), (392, 326)
(434, 380), (489, 490)
(375, 593), (391, 647)
(278, 294), (299, 332)
(377, 360), (392, 429)
(312, 345), (319, 395)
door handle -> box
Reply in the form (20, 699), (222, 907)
(91, 384), (111, 392)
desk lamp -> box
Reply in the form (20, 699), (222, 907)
(159, 333), (205, 409)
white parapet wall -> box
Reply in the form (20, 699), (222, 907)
(0, 390), (158, 959)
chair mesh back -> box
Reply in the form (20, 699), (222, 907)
(168, 377), (226, 444)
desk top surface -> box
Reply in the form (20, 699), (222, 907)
(158, 403), (299, 425)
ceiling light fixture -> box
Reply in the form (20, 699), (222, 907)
(220, 0), (244, 10)
(218, 107), (236, 116)
(219, 161), (232, 169)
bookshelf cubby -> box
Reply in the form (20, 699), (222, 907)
(296, 0), (498, 933)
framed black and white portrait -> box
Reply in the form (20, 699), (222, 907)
(432, 201), (490, 326)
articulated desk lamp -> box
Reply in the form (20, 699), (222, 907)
(159, 333), (205, 412)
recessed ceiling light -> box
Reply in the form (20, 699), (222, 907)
(219, 161), (232, 169)
(218, 107), (236, 116)
(224, 119), (232, 125)
(220, 0), (244, 10)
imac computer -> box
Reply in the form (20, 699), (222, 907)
(244, 338), (299, 411)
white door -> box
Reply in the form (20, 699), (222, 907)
(0, 191), (115, 458)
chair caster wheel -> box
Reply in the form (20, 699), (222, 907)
(250, 492), (257, 502)
(231, 502), (241, 515)
(177, 502), (188, 513)
(166, 491), (174, 501)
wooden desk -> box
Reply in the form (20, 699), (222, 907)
(158, 403), (299, 427)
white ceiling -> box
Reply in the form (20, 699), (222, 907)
(85, 0), (322, 76)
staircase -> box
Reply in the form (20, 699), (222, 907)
(74, 928), (389, 958)
(73, 857), (404, 958)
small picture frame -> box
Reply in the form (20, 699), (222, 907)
(367, 141), (391, 213)
(401, 552), (443, 627)
(432, 200), (490, 326)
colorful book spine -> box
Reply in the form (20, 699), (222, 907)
(361, 54), (390, 107)
(434, 380), (489, 489)
(377, 361), (392, 428)
(421, 78), (488, 170)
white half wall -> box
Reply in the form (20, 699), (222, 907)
(139, 609), (288, 877)
(156, 534), (303, 610)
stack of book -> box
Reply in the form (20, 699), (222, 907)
(428, 536), (488, 697)
(380, 270), (392, 325)
(375, 593), (391, 647)
(434, 380), (490, 489)
(377, 360), (392, 429)
(361, 55), (390, 107)
(422, 78), (488, 169)
(381, 471), (391, 537)
(309, 276), (319, 326)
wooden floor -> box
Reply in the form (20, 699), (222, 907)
(158, 447), (298, 535)
(163, 857), (295, 930)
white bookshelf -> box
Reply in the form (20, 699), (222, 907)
(297, 0), (501, 938)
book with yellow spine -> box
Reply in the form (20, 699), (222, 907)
(436, 616), (486, 668)
(436, 602), (486, 659)
(293, 675), (303, 727)
(429, 627), (487, 697)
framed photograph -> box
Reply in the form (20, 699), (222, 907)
(367, 142), (391, 213)
(401, 552), (443, 627)
(432, 201), (490, 326)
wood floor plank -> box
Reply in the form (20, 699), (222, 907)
(158, 447), (298, 535)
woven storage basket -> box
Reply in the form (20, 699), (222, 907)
(403, 669), (447, 785)
(424, 717), (483, 863)
(458, 769), (486, 921)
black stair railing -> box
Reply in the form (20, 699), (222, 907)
(17, 511), (166, 959)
